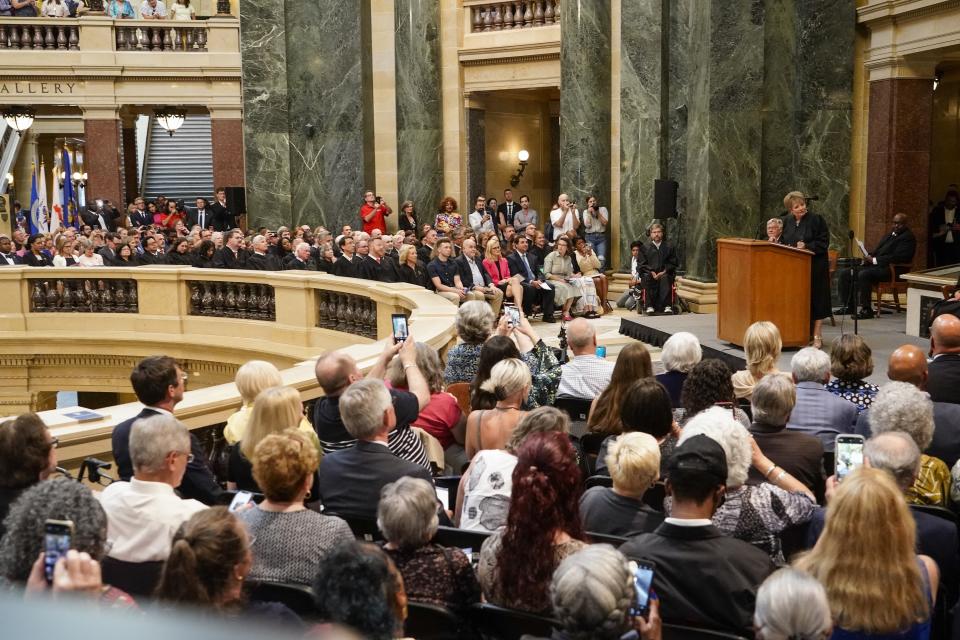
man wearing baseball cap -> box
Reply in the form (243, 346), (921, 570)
(620, 435), (775, 636)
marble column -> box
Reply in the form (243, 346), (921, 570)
(285, 0), (368, 232)
(210, 116), (246, 190)
(619, 0), (662, 268)
(466, 107), (485, 206)
(239, 0), (291, 228)
(865, 77), (933, 263)
(395, 0), (443, 215)
(83, 113), (123, 209)
(120, 116), (138, 204)
(560, 0), (611, 207)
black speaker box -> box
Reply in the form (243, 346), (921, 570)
(654, 179), (678, 219)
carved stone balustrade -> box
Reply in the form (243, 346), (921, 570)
(29, 278), (138, 313)
(115, 23), (208, 52)
(316, 291), (378, 340)
(469, 0), (560, 31)
(0, 21), (79, 50)
(188, 281), (275, 321)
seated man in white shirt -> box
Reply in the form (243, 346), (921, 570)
(140, 0), (166, 18)
(557, 318), (614, 399)
(97, 414), (207, 563)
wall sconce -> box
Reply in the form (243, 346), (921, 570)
(72, 171), (88, 189)
(934, 71), (943, 91)
(509, 149), (529, 187)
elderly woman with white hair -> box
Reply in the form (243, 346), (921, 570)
(655, 331), (701, 408)
(524, 545), (661, 640)
(870, 381), (951, 506)
(379, 477), (480, 612)
(754, 567), (831, 640)
(679, 407), (816, 564)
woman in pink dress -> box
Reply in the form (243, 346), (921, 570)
(482, 236), (523, 310)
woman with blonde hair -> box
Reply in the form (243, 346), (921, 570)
(587, 343), (653, 435)
(731, 321), (789, 399)
(795, 467), (938, 638)
(224, 360), (312, 444)
(228, 386), (318, 492)
(482, 236), (524, 309)
(465, 358), (531, 459)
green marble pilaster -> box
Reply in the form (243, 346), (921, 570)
(560, 1), (611, 207)
(619, 0), (661, 269)
(285, 0), (368, 231)
(395, 0), (443, 215)
(239, 0), (290, 228)
(466, 108), (485, 206)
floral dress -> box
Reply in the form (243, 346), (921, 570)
(434, 212), (463, 237)
(443, 341), (561, 409)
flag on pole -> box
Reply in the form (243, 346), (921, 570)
(28, 162), (46, 235)
(37, 159), (49, 233)
(51, 153), (64, 233)
(62, 148), (77, 228)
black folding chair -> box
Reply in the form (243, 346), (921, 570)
(326, 512), (384, 542)
(100, 557), (164, 598)
(643, 482), (667, 512)
(578, 432), (607, 476)
(404, 602), (463, 640)
(432, 525), (492, 550)
(583, 474), (613, 489)
(470, 602), (558, 640)
(554, 396), (593, 424)
(245, 580), (316, 617)
(910, 504), (960, 526)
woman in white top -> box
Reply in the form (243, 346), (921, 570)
(52, 236), (77, 267)
(456, 406), (570, 532)
(41, 0), (69, 17)
(76, 238), (105, 267)
(170, 0), (194, 20)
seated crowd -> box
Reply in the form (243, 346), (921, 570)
(1, 0), (197, 19)
(3, 303), (960, 638)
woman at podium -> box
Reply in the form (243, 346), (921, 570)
(779, 191), (831, 349)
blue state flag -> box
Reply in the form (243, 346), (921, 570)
(28, 163), (44, 235)
(62, 148), (77, 228)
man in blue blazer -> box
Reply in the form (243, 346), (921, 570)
(785, 348), (858, 452)
(111, 356), (222, 505)
(507, 235), (556, 322)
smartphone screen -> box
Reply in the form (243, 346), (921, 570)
(392, 314), (409, 343)
(505, 305), (520, 327)
(44, 519), (74, 584)
(228, 490), (254, 513)
(835, 435), (865, 483)
(629, 561), (655, 617)
(435, 486), (450, 509)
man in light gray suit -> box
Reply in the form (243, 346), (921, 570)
(785, 347), (858, 452)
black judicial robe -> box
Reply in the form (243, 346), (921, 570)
(780, 212), (831, 322)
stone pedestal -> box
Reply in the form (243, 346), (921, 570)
(211, 116), (246, 190)
(865, 78), (933, 263)
(560, 0), (611, 207)
(83, 113), (123, 209)
(395, 0), (443, 216)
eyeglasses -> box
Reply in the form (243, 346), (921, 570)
(172, 451), (195, 463)
(50, 436), (60, 449)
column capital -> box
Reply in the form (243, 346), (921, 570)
(207, 107), (244, 120)
(81, 107), (120, 120)
(865, 57), (938, 82)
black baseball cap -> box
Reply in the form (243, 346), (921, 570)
(667, 435), (728, 484)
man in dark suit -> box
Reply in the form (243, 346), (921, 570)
(496, 188), (519, 235)
(857, 344), (960, 467)
(359, 237), (397, 282)
(333, 235), (360, 278)
(187, 197), (214, 230)
(806, 432), (958, 604)
(210, 188), (236, 232)
(620, 435), (775, 636)
(81, 203), (118, 231)
(212, 229), (246, 269)
(138, 235), (164, 265)
(507, 235), (556, 322)
(639, 223), (679, 314)
(284, 241), (317, 271)
(746, 374), (825, 499)
(0, 235), (21, 265)
(111, 356), (222, 505)
(97, 233), (119, 266)
(129, 197), (152, 228)
(455, 237), (504, 315)
(245, 234), (280, 270)
(417, 228), (438, 265)
(928, 314), (960, 405)
(316, 378), (433, 519)
(837, 213), (917, 319)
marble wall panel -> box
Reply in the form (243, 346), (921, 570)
(619, 0), (661, 269)
(285, 0), (367, 232)
(239, 0), (290, 228)
(466, 108), (485, 207)
(395, 0), (443, 214)
(560, 0), (611, 207)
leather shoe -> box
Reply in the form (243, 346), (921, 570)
(855, 309), (875, 320)
(542, 315), (557, 323)
(834, 307), (856, 315)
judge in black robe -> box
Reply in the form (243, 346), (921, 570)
(779, 192), (831, 346)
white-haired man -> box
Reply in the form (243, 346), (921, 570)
(246, 234), (279, 270)
(285, 241), (317, 271)
(98, 414), (207, 562)
(785, 347), (857, 451)
(557, 318), (613, 399)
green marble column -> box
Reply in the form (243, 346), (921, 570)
(466, 108), (485, 206)
(285, 0), (369, 231)
(560, 1), (611, 208)
(239, 0), (291, 227)
(619, 0), (662, 269)
(395, 0), (443, 216)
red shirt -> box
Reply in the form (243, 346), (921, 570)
(412, 392), (462, 448)
(360, 203), (389, 234)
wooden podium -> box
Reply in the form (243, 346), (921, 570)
(717, 239), (812, 348)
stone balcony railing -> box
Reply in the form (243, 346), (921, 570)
(0, 266), (458, 471)
(466, 0), (561, 31)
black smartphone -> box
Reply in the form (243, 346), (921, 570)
(629, 560), (655, 617)
(835, 434), (865, 482)
(505, 304), (520, 327)
(392, 313), (409, 343)
(44, 519), (74, 584)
